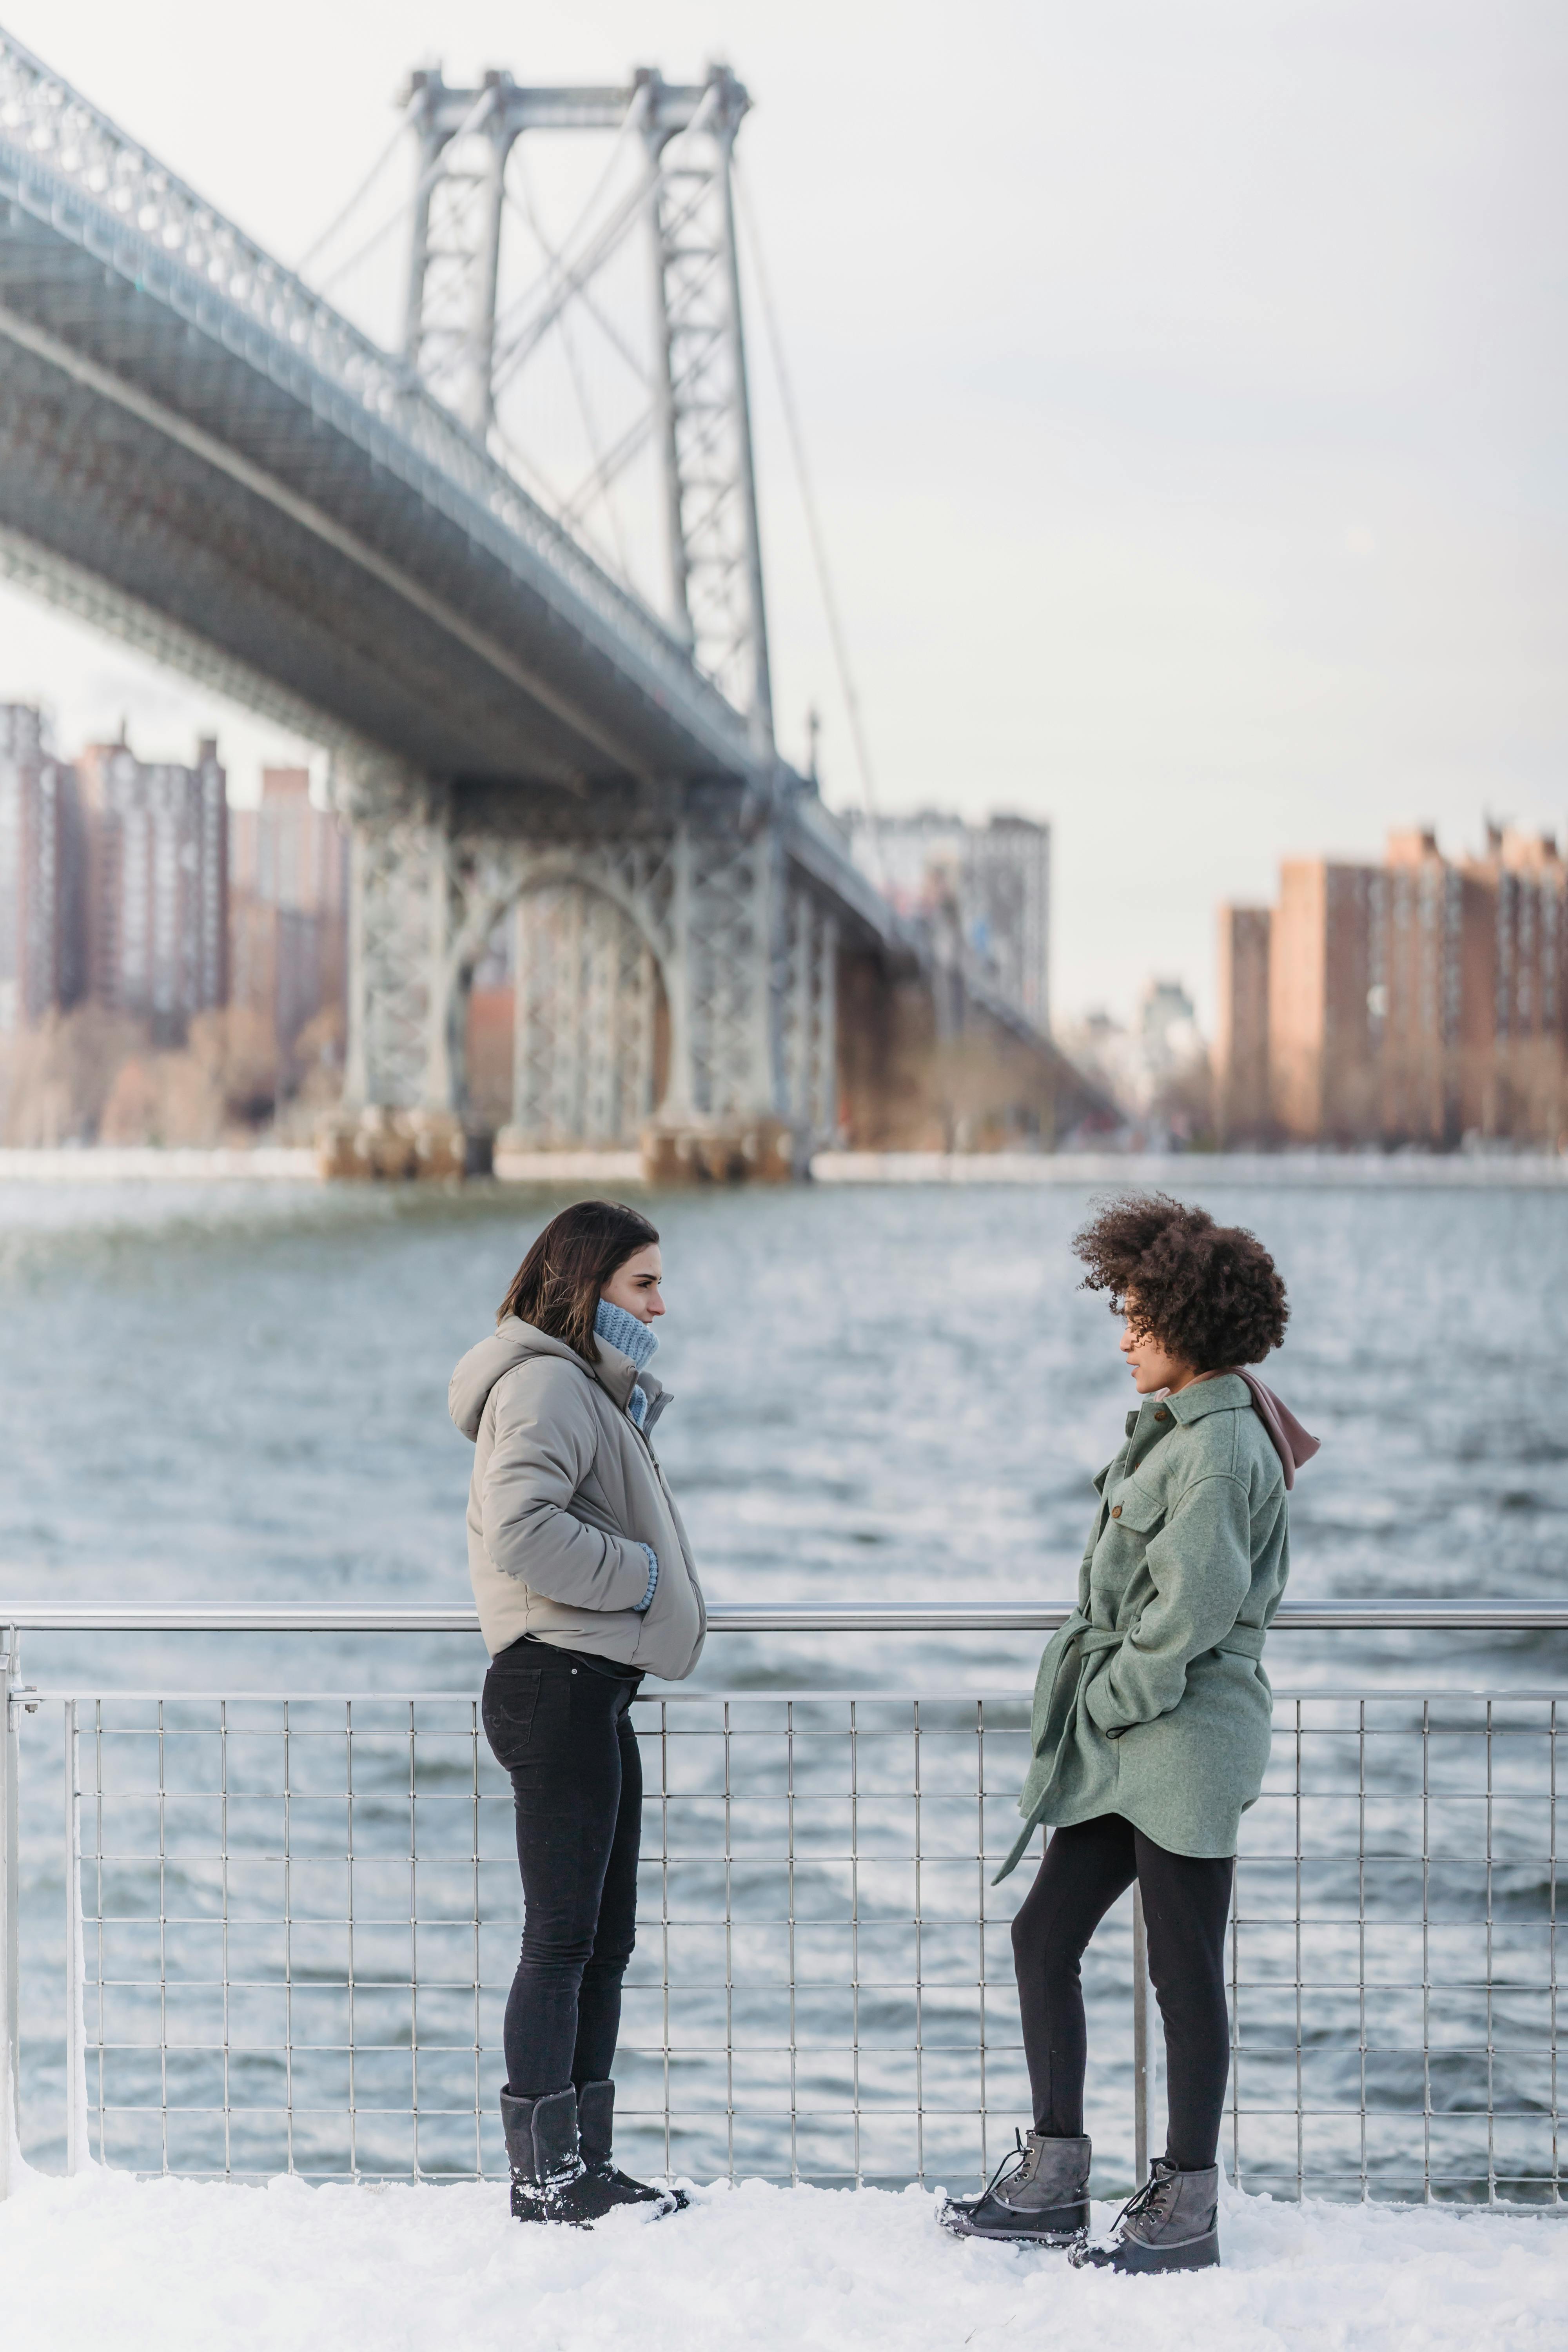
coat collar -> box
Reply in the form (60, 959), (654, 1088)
(1123, 1371), (1249, 1438)
(483, 1316), (670, 1423)
(1166, 1371), (1250, 1423)
(592, 1336), (669, 1421)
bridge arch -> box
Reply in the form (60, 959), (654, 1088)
(465, 853), (674, 1147)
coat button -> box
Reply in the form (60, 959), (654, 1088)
(1154, 1408), (1169, 1421)
(1110, 1504), (1122, 1518)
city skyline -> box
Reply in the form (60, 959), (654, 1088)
(1, 0), (1564, 1030)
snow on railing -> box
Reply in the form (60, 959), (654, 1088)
(2, 1610), (1564, 2207)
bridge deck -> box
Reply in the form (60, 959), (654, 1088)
(0, 29), (756, 793)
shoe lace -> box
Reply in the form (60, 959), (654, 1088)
(1107, 2163), (1176, 2238)
(977, 2130), (1029, 2201)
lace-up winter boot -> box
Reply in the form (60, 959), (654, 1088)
(500, 2088), (638, 2227)
(1071, 2155), (1220, 2272)
(940, 2131), (1091, 2245)
(577, 2080), (686, 2215)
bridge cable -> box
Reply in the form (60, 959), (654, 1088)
(312, 201), (412, 300)
(490, 85), (717, 390)
(294, 118), (409, 278)
(309, 85), (499, 302)
(730, 158), (887, 880)
(501, 183), (650, 384)
(468, 85), (650, 387)
(497, 143), (651, 583)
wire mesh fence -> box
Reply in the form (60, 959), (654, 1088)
(1232, 1694), (1561, 2206)
(52, 1692), (1049, 2191)
(5, 1676), (1564, 2206)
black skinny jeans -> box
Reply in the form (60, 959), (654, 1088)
(1010, 1814), (1234, 2172)
(481, 1641), (642, 2099)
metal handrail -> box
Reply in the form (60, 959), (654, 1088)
(2, 1601), (1566, 1634)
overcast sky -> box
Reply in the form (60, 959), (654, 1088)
(2, 0), (1564, 1024)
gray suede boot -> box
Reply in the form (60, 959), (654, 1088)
(577, 2080), (686, 2215)
(940, 2131), (1091, 2245)
(1071, 2155), (1220, 2272)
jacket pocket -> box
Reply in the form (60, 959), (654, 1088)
(1108, 1481), (1166, 1537)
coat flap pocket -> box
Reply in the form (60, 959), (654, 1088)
(1110, 1481), (1165, 1536)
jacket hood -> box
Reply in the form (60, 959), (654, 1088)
(447, 1315), (667, 1441)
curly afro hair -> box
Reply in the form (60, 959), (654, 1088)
(1072, 1193), (1288, 1370)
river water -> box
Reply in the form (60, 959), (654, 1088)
(4, 1174), (1565, 2194)
(2, 1172), (1564, 1684)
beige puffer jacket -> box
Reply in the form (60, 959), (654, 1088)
(448, 1316), (705, 1679)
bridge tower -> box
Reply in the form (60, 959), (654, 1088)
(400, 65), (771, 753)
(335, 61), (829, 1171)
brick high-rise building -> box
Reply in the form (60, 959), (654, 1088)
(1376, 828), (1475, 1147)
(1218, 823), (1568, 1149)
(77, 735), (228, 1043)
(1458, 826), (1568, 1141)
(1267, 860), (1383, 1145)
(229, 767), (348, 1078)
(229, 767), (348, 922)
(0, 703), (85, 1033)
(1214, 905), (1271, 1142)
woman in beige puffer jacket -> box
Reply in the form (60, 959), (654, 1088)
(448, 1198), (704, 2227)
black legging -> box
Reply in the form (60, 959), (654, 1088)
(482, 1640), (642, 2098)
(1010, 1814), (1234, 2171)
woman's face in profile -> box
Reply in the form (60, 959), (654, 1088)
(601, 1243), (665, 1325)
(1118, 1301), (1197, 1397)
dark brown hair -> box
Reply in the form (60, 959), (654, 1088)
(1072, 1192), (1288, 1370)
(498, 1199), (661, 1363)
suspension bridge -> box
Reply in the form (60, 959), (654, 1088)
(0, 27), (1105, 1172)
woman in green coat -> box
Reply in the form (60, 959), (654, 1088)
(944, 1195), (1316, 2274)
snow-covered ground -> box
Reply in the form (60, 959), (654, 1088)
(2, 2166), (1561, 2352)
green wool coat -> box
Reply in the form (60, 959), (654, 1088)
(997, 1373), (1290, 1878)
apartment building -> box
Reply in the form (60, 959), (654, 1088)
(1213, 904), (1271, 1142)
(1264, 860), (1385, 1144)
(229, 767), (348, 1073)
(1216, 824), (1568, 1148)
(0, 703), (85, 1033)
(1459, 826), (1568, 1139)
(76, 735), (228, 1042)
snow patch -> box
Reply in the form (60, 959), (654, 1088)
(0, 2166), (1561, 2351)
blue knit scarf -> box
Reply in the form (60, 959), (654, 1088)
(594, 1298), (658, 1429)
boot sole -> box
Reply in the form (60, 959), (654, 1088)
(1076, 2229), (1220, 2274)
(514, 2181), (687, 2225)
(942, 2203), (1089, 2247)
(591, 2169), (689, 2218)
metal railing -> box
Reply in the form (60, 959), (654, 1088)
(3, 1605), (1565, 2208)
